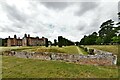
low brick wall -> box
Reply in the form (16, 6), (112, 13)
(3, 50), (117, 66)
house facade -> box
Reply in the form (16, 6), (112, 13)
(7, 34), (48, 46)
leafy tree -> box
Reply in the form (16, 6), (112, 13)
(80, 32), (98, 45)
(112, 36), (120, 44)
(80, 35), (87, 45)
(58, 36), (74, 47)
(99, 19), (114, 37)
(98, 19), (116, 44)
(89, 32), (98, 44)
(54, 39), (57, 46)
(75, 42), (79, 46)
(112, 36), (119, 43)
(58, 36), (63, 47)
(45, 38), (48, 47)
(96, 37), (103, 45)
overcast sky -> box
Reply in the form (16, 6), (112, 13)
(0, 0), (119, 42)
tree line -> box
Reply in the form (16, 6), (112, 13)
(58, 36), (74, 47)
(48, 36), (74, 47)
(80, 12), (120, 45)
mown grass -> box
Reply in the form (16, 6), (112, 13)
(1, 46), (87, 54)
(28, 46), (82, 54)
(78, 47), (88, 55)
(2, 56), (118, 78)
(85, 45), (119, 55)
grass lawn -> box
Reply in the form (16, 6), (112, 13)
(2, 56), (118, 78)
(85, 45), (119, 55)
(0, 46), (87, 55)
(1, 45), (119, 78)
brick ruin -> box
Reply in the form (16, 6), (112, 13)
(3, 49), (117, 66)
(7, 34), (48, 46)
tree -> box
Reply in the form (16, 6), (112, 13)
(96, 37), (103, 45)
(45, 39), (48, 47)
(98, 19), (116, 44)
(89, 32), (98, 44)
(112, 36), (118, 43)
(58, 36), (74, 47)
(99, 19), (114, 37)
(75, 42), (79, 46)
(80, 32), (98, 45)
(54, 39), (57, 46)
(112, 36), (120, 44)
(58, 36), (63, 47)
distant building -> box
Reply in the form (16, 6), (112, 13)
(6, 34), (48, 46)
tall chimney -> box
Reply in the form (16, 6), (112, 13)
(24, 34), (27, 37)
(28, 34), (30, 37)
(14, 35), (17, 38)
(8, 36), (10, 38)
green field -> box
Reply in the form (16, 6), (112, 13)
(0, 46), (86, 54)
(2, 56), (118, 78)
(1, 45), (119, 78)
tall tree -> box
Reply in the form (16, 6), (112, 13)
(58, 36), (63, 47)
(54, 39), (57, 46)
(98, 19), (116, 44)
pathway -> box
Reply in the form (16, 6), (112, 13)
(76, 46), (83, 54)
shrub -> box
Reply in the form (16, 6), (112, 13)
(84, 47), (88, 52)
(89, 49), (94, 55)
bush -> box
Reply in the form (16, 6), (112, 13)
(84, 47), (88, 52)
(89, 49), (94, 55)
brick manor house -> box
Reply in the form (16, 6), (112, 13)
(5, 34), (48, 46)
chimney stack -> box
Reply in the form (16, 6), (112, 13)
(28, 34), (30, 37)
(24, 34), (27, 37)
(8, 36), (10, 38)
(14, 35), (17, 38)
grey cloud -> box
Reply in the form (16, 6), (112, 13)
(76, 22), (86, 31)
(12, 23), (24, 29)
(41, 2), (70, 10)
(60, 27), (66, 32)
(1, 2), (28, 22)
(76, 2), (99, 16)
(83, 28), (95, 35)
(0, 26), (18, 32)
(78, 26), (85, 31)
